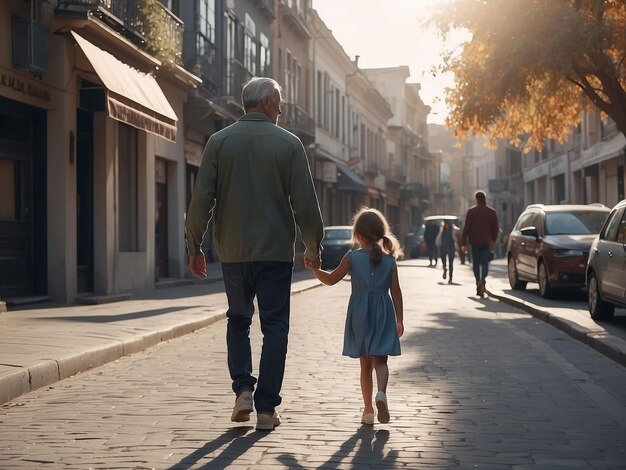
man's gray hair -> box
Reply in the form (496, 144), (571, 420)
(241, 77), (282, 109)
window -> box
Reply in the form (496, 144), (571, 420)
(199, 0), (215, 42)
(545, 211), (608, 236)
(0, 159), (17, 220)
(285, 51), (292, 102)
(118, 123), (139, 252)
(243, 14), (256, 75)
(260, 33), (270, 76)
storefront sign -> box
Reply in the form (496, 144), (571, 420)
(0, 70), (51, 106)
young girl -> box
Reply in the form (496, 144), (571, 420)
(305, 207), (404, 425)
(437, 220), (462, 284)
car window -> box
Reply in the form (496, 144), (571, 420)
(324, 229), (352, 240)
(545, 211), (608, 235)
(527, 213), (542, 233)
(514, 213), (531, 231)
(616, 209), (626, 244)
(600, 208), (624, 241)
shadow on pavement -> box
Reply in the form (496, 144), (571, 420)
(167, 425), (266, 469)
(42, 306), (204, 323)
(312, 427), (397, 468)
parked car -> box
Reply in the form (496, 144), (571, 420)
(321, 226), (354, 269)
(507, 203), (610, 298)
(407, 225), (425, 258)
(423, 215), (465, 264)
(586, 199), (626, 320)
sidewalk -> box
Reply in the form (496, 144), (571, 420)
(2, 259), (625, 407)
(485, 259), (626, 368)
(0, 263), (320, 405)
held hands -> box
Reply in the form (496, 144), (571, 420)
(188, 254), (207, 279)
(304, 254), (321, 271)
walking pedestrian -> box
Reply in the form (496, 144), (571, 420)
(185, 77), (324, 431)
(461, 190), (499, 297)
(438, 220), (461, 284)
(305, 207), (404, 425)
(423, 219), (439, 267)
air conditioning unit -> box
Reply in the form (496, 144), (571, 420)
(12, 16), (49, 75)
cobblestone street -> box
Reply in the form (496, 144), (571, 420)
(2, 263), (626, 469)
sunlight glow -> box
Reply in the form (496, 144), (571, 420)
(313, 0), (465, 124)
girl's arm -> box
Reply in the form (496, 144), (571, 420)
(306, 253), (350, 286)
(390, 266), (404, 337)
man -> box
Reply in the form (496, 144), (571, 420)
(185, 77), (324, 431)
(461, 190), (499, 297)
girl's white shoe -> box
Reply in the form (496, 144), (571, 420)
(375, 391), (390, 424)
(361, 412), (375, 425)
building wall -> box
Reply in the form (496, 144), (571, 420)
(0, 1), (198, 304)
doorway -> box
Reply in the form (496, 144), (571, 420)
(76, 108), (94, 293)
(155, 157), (169, 279)
(0, 96), (46, 298)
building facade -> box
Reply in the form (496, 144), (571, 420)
(363, 67), (431, 239)
(0, 0), (200, 306)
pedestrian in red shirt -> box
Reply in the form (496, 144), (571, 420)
(461, 191), (499, 297)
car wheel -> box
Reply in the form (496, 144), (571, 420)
(508, 256), (527, 290)
(588, 272), (615, 321)
(538, 261), (554, 298)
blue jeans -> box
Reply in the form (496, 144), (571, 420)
(222, 261), (293, 413)
(470, 244), (490, 284)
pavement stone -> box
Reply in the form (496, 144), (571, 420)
(1, 261), (626, 467)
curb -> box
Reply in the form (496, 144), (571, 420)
(0, 279), (322, 405)
(487, 288), (626, 368)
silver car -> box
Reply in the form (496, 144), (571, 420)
(586, 199), (626, 320)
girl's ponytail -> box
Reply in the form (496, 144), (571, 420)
(371, 238), (383, 265)
(382, 234), (404, 260)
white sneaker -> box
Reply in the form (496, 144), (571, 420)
(361, 412), (375, 425)
(256, 411), (281, 431)
(231, 390), (253, 422)
(375, 391), (390, 424)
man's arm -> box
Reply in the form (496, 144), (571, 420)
(185, 137), (218, 258)
(289, 142), (324, 262)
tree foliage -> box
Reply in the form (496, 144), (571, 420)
(434, 0), (626, 151)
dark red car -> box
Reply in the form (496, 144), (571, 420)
(507, 204), (610, 298)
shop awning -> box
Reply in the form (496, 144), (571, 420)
(71, 31), (178, 142)
(315, 148), (368, 194)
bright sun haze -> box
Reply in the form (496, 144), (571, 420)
(312, 0), (458, 125)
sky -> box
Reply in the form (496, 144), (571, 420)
(312, 0), (461, 125)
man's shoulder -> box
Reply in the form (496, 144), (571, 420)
(212, 120), (302, 146)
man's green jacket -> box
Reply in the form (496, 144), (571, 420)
(185, 112), (324, 263)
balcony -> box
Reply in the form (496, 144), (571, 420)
(187, 32), (219, 95)
(56, 0), (183, 67)
(280, 103), (315, 144)
(258, 0), (276, 19)
(279, 1), (310, 38)
(384, 165), (406, 184)
(364, 161), (379, 176)
(417, 145), (431, 160)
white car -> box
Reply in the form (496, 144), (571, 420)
(586, 199), (626, 320)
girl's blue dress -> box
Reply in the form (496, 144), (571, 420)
(343, 249), (401, 358)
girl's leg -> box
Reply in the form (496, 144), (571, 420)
(372, 356), (390, 423)
(359, 357), (374, 413)
(372, 356), (389, 392)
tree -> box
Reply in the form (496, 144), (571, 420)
(434, 0), (626, 151)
